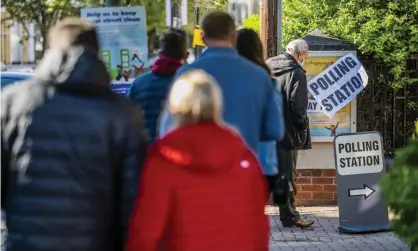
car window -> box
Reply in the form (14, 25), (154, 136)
(1, 78), (20, 88)
(1, 76), (29, 88)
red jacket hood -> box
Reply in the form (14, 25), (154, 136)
(150, 122), (249, 174)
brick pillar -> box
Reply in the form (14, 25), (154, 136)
(295, 169), (337, 206)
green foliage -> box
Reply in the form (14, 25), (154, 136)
(195, 0), (227, 10)
(242, 14), (260, 35)
(1, 0), (88, 53)
(282, 0), (340, 50)
(0, 0), (226, 55)
(324, 0), (418, 89)
(182, 0), (228, 36)
(243, 0), (418, 89)
(412, 121), (418, 140)
(1, 0), (84, 32)
(381, 132), (418, 247)
(130, 0), (166, 32)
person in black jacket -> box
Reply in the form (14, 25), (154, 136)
(236, 28), (284, 198)
(266, 39), (313, 228)
(1, 18), (148, 251)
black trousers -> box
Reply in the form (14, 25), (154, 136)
(277, 145), (301, 224)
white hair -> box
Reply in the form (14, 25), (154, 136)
(286, 39), (309, 55)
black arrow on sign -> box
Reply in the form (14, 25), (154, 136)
(348, 185), (375, 199)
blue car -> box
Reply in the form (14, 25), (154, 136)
(1, 71), (34, 88)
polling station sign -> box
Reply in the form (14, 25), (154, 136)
(307, 100), (322, 113)
(334, 132), (389, 233)
(335, 133), (384, 176)
(308, 53), (368, 118)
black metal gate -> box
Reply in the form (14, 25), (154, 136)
(357, 55), (418, 157)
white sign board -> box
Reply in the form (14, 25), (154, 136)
(307, 99), (323, 113)
(334, 132), (384, 176)
(308, 53), (368, 118)
(334, 131), (389, 234)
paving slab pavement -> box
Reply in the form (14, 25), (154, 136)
(1, 207), (411, 251)
(267, 206), (410, 251)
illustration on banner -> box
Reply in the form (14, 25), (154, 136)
(113, 50), (145, 81)
(304, 56), (352, 139)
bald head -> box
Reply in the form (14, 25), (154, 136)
(48, 17), (99, 54)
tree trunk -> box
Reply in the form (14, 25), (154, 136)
(38, 0), (47, 56)
(260, 0), (278, 59)
(41, 28), (47, 56)
(106, 0), (122, 6)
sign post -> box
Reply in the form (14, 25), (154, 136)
(333, 131), (389, 233)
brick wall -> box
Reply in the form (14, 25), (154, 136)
(295, 169), (337, 206)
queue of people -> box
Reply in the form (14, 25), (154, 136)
(1, 11), (312, 251)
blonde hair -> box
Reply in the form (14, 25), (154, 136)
(168, 70), (223, 128)
(48, 17), (99, 53)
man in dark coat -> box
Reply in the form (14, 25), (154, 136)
(267, 39), (313, 228)
(1, 18), (148, 251)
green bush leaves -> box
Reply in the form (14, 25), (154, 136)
(381, 136), (418, 247)
(243, 0), (418, 89)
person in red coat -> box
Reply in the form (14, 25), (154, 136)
(126, 70), (269, 251)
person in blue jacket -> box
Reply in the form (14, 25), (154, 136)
(128, 28), (189, 143)
(159, 11), (283, 152)
(236, 28), (284, 194)
(1, 18), (148, 251)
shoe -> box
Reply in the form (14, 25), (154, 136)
(282, 219), (314, 228)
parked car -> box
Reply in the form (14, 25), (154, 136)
(1, 73), (34, 250)
(1, 71), (34, 88)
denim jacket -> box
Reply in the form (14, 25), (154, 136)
(257, 78), (284, 175)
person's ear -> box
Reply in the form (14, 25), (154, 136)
(231, 30), (238, 46)
(200, 30), (207, 46)
(185, 50), (190, 60)
(300, 51), (308, 61)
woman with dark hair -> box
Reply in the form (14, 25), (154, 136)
(236, 28), (272, 74)
(236, 28), (284, 199)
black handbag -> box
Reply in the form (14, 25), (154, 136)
(272, 175), (289, 206)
